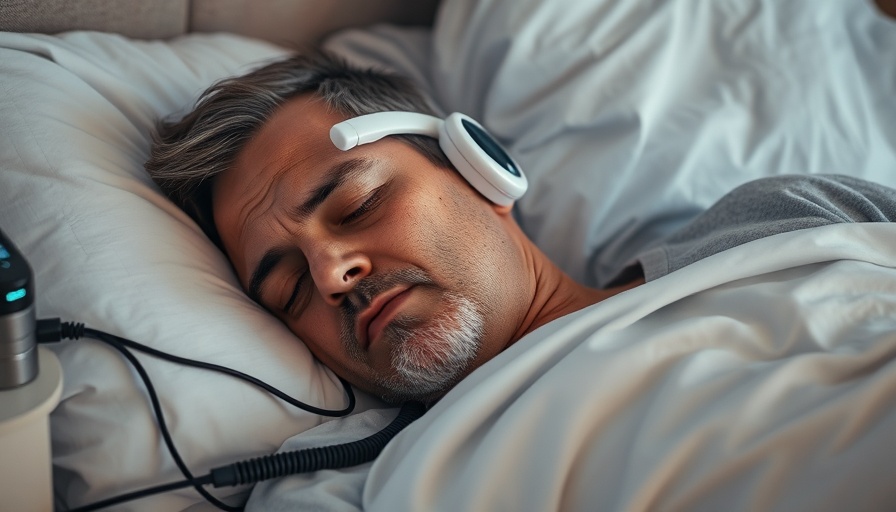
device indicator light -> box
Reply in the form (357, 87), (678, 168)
(5, 288), (26, 302)
(0, 246), (9, 259)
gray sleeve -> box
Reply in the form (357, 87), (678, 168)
(635, 174), (896, 282)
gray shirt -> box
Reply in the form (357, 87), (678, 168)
(617, 174), (896, 283)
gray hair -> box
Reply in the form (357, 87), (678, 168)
(145, 51), (450, 246)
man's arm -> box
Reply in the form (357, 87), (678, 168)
(635, 174), (896, 282)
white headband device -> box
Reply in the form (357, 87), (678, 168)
(330, 112), (527, 206)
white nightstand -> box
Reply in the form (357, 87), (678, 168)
(0, 347), (62, 511)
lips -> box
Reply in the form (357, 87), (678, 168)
(356, 285), (413, 350)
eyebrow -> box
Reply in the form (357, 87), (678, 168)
(246, 157), (376, 304)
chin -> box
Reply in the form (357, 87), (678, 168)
(375, 292), (484, 403)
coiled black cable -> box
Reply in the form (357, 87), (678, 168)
(210, 402), (426, 487)
(63, 401), (425, 512)
(210, 400), (426, 487)
(38, 319), (425, 512)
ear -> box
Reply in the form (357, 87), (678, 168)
(491, 201), (515, 215)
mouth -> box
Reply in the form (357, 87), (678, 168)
(356, 285), (414, 350)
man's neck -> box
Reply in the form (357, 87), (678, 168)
(507, 243), (643, 348)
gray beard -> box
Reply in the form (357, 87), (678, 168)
(375, 291), (483, 402)
(338, 268), (484, 402)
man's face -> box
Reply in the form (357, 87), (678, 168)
(212, 94), (528, 402)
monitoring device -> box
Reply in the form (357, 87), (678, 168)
(0, 228), (37, 389)
(330, 111), (528, 206)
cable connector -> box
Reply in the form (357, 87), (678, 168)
(36, 318), (85, 343)
(36, 318), (61, 343)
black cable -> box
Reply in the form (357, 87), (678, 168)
(47, 321), (355, 417)
(64, 401), (426, 512)
(84, 330), (240, 511)
(65, 476), (211, 512)
(38, 319), (424, 512)
(209, 400), (426, 487)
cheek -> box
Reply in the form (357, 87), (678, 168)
(412, 181), (516, 294)
(361, 187), (443, 262)
(288, 305), (343, 358)
(286, 303), (394, 395)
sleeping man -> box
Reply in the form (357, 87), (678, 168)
(146, 52), (896, 404)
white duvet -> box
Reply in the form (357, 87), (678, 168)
(247, 0), (896, 510)
(249, 223), (896, 511)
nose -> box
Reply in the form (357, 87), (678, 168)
(308, 242), (371, 306)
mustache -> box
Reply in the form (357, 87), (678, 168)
(339, 268), (434, 356)
(340, 268), (433, 317)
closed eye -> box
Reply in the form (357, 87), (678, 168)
(282, 270), (308, 314)
(341, 185), (387, 225)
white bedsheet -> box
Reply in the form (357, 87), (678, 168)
(248, 222), (896, 511)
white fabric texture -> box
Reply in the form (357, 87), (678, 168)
(249, 223), (896, 511)
(0, 31), (381, 511)
(327, 0), (896, 287)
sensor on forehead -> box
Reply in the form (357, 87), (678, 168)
(330, 111), (527, 206)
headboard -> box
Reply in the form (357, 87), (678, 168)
(4, 0), (893, 43)
(0, 0), (439, 46)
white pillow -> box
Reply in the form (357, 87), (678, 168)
(0, 31), (381, 511)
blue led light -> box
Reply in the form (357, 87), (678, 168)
(5, 288), (26, 302)
(0, 246), (9, 259)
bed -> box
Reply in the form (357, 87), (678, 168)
(1, 0), (895, 510)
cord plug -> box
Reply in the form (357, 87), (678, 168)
(36, 318), (85, 343)
(36, 318), (61, 343)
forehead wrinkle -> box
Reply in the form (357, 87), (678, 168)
(228, 161), (299, 282)
(240, 137), (316, 227)
(232, 161), (279, 243)
(217, 92), (347, 285)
